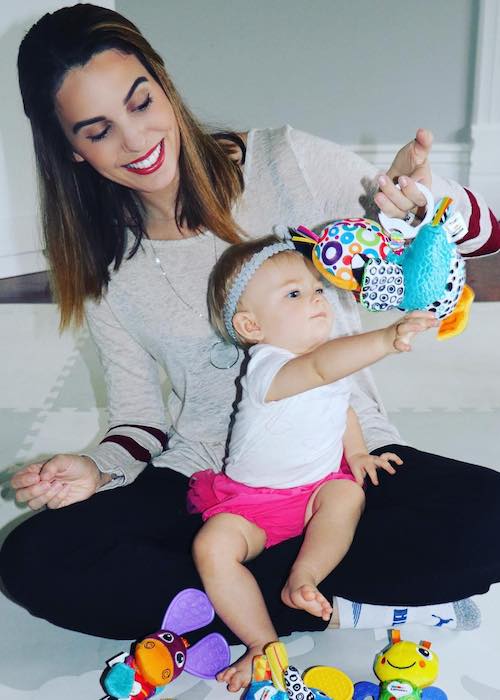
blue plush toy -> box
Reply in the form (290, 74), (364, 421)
(289, 183), (474, 340)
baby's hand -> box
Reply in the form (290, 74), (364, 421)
(389, 311), (439, 352)
(348, 452), (403, 486)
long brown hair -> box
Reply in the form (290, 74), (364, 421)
(18, 4), (244, 328)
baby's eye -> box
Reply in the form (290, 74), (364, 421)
(315, 287), (324, 294)
(287, 290), (300, 298)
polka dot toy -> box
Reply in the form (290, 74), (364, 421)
(294, 219), (393, 291)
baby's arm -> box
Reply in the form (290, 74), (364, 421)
(266, 311), (437, 401)
(343, 407), (402, 486)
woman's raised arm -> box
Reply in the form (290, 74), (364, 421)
(289, 126), (500, 257)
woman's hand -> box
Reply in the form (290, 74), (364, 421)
(375, 128), (433, 219)
(348, 451), (403, 486)
(11, 454), (105, 510)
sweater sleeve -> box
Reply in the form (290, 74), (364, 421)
(82, 295), (169, 489)
(288, 127), (500, 257)
(288, 127), (380, 222)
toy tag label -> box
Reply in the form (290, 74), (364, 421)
(386, 679), (414, 697)
(442, 211), (467, 241)
(107, 651), (128, 667)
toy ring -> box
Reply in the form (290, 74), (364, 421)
(378, 182), (434, 240)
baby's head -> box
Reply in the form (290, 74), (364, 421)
(208, 234), (333, 354)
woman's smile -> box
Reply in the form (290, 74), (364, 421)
(55, 50), (181, 195)
(123, 139), (165, 173)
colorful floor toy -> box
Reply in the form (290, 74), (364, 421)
(101, 588), (230, 699)
(353, 630), (447, 699)
(244, 641), (353, 700)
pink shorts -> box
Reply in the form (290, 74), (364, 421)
(187, 456), (356, 548)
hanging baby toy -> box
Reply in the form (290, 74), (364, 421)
(353, 629), (447, 699)
(101, 588), (230, 699)
(289, 183), (474, 340)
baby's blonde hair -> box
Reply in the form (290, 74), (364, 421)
(208, 234), (297, 347)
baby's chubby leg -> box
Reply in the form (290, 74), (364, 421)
(281, 479), (365, 621)
(192, 513), (277, 692)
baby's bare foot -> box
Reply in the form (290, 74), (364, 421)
(282, 572), (333, 622)
(216, 644), (264, 693)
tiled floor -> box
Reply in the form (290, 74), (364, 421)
(1, 303), (499, 699)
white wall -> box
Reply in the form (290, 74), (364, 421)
(0, 1), (115, 280)
(3, 0), (499, 279)
(116, 0), (479, 187)
(118, 0), (478, 145)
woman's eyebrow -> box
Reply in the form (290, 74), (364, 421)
(72, 76), (149, 134)
(123, 76), (148, 104)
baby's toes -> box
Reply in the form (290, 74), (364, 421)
(290, 584), (316, 606)
(217, 666), (236, 684)
(228, 669), (250, 692)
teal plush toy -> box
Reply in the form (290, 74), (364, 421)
(290, 183), (474, 340)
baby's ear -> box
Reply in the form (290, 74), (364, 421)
(233, 311), (263, 343)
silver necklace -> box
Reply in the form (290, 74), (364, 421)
(148, 234), (240, 369)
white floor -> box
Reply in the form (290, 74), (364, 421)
(1, 303), (500, 700)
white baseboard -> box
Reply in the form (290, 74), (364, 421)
(0, 250), (47, 280)
(469, 123), (500, 213)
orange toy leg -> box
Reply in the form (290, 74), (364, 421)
(437, 284), (475, 340)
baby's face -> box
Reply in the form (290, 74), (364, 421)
(240, 252), (333, 354)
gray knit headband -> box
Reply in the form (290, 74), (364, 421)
(223, 240), (295, 342)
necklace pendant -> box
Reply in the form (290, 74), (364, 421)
(210, 340), (240, 369)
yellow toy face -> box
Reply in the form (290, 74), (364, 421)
(374, 637), (439, 688)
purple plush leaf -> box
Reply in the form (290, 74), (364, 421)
(184, 633), (230, 679)
(161, 588), (214, 635)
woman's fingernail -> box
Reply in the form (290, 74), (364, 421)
(378, 175), (387, 187)
(399, 176), (408, 188)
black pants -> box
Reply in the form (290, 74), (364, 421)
(1, 445), (500, 644)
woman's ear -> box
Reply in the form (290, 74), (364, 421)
(72, 151), (85, 163)
(232, 311), (263, 344)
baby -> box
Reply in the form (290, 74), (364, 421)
(188, 234), (437, 691)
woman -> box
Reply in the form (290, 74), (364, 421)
(1, 3), (500, 646)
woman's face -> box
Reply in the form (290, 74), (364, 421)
(55, 49), (181, 195)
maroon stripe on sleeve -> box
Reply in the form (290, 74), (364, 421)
(459, 188), (481, 247)
(473, 210), (500, 255)
(108, 424), (168, 449)
(100, 435), (151, 463)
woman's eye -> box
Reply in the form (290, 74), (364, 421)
(135, 94), (153, 112)
(287, 290), (300, 298)
(88, 125), (111, 142)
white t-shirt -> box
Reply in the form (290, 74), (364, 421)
(225, 344), (351, 489)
